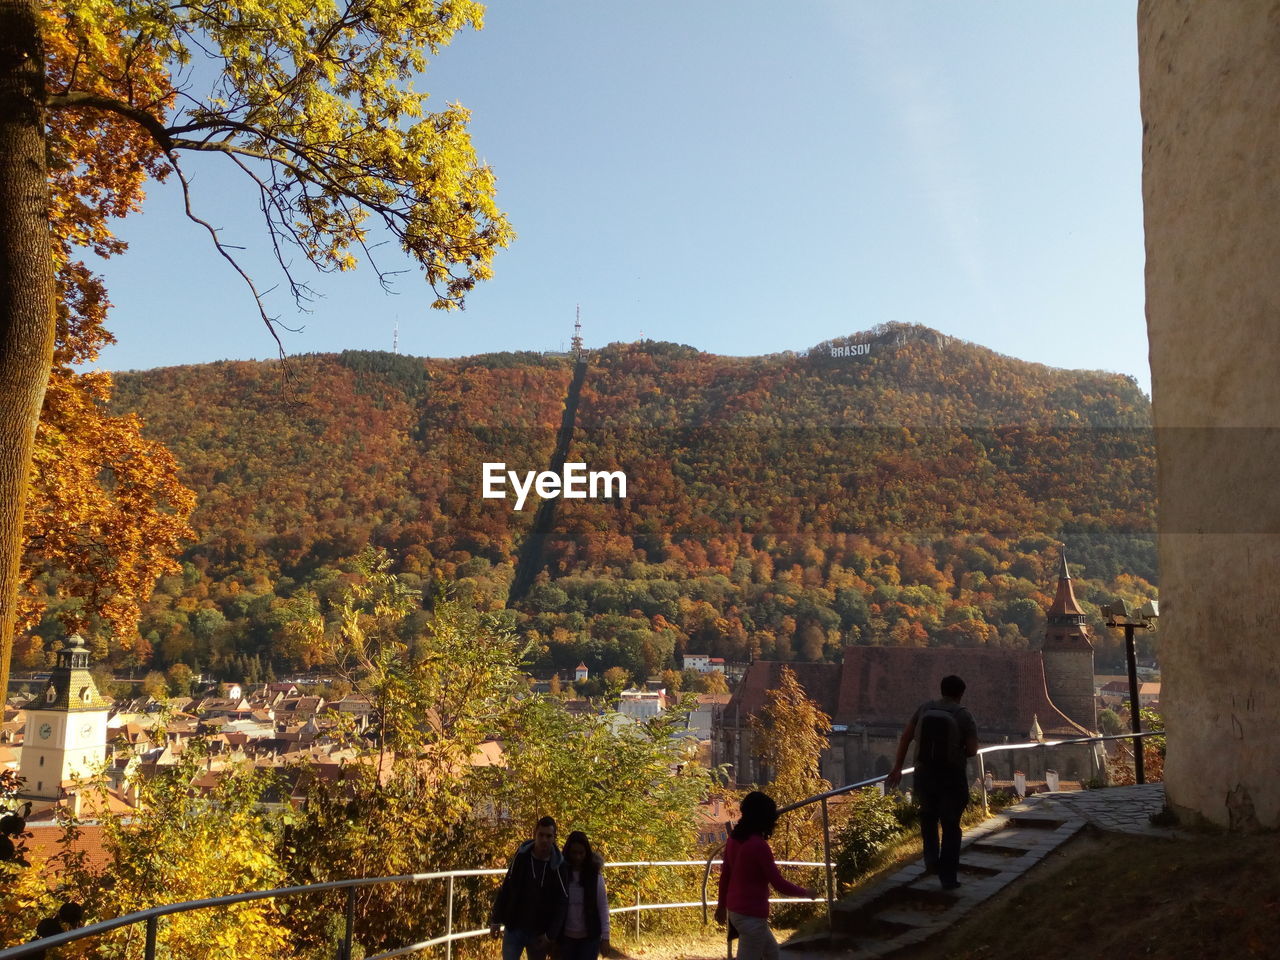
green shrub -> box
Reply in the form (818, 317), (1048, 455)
(833, 788), (917, 885)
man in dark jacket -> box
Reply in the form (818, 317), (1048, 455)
(887, 674), (979, 891)
(490, 816), (568, 960)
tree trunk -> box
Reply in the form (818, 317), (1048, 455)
(0, 0), (56, 702)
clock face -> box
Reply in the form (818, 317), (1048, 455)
(38, 723), (52, 740)
(80, 723), (94, 739)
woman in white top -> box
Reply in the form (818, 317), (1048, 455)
(558, 831), (610, 960)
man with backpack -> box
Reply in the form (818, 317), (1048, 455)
(887, 675), (979, 891)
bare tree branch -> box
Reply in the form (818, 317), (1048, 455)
(167, 151), (289, 362)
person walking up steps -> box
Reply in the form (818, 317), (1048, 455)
(887, 674), (979, 891)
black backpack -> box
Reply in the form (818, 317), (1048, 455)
(916, 704), (965, 769)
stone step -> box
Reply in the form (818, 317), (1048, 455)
(864, 916), (926, 941)
(868, 907), (946, 929)
(832, 882), (959, 933)
(832, 913), (920, 940)
(995, 824), (1063, 842)
(966, 839), (1035, 858)
(957, 850), (1021, 872)
(1003, 814), (1069, 830)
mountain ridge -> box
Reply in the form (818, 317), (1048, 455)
(104, 322), (1148, 403)
(46, 322), (1159, 682)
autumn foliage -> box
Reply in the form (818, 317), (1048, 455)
(3, 0), (511, 695)
(73, 324), (1160, 680)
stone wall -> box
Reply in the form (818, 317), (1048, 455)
(1041, 648), (1097, 733)
(1139, 0), (1280, 828)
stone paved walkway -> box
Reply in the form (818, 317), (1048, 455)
(1027, 782), (1171, 836)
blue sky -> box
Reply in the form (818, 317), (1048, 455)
(89, 1), (1150, 393)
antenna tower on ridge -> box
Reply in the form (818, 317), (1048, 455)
(393, 318), (400, 354)
(571, 304), (584, 357)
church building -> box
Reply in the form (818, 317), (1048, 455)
(18, 634), (112, 801)
(716, 550), (1103, 787)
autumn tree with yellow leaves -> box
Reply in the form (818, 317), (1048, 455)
(0, 0), (512, 694)
(749, 666), (834, 858)
(55, 749), (293, 958)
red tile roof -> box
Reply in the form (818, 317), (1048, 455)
(725, 660), (842, 722)
(729, 648), (1086, 739)
(838, 647), (1082, 735)
(23, 823), (113, 876)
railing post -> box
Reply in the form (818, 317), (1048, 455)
(1125, 623), (1145, 784)
(977, 753), (988, 815)
(445, 874), (455, 960)
(339, 885), (356, 960)
(144, 915), (158, 960)
(820, 797), (834, 934)
(634, 870), (641, 940)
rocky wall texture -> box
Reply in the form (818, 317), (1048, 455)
(1041, 648), (1096, 735)
(1140, 0), (1280, 828)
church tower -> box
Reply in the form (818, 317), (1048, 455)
(1042, 549), (1097, 732)
(19, 634), (111, 800)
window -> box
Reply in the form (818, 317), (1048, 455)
(38, 756), (45, 767)
(46, 686), (56, 703)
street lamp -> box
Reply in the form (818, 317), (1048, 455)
(1101, 598), (1159, 784)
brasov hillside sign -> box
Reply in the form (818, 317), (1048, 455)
(830, 343), (872, 358)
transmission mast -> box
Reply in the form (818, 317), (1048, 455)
(393, 318), (400, 354)
(571, 304), (584, 357)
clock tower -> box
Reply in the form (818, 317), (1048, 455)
(19, 634), (112, 801)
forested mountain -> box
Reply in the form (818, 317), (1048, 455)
(31, 323), (1157, 679)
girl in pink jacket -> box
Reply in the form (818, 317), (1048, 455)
(714, 792), (816, 960)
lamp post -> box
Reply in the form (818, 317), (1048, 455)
(1101, 598), (1159, 784)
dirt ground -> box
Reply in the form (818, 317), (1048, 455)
(895, 825), (1280, 960)
(611, 924), (802, 960)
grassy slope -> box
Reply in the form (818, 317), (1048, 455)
(896, 826), (1280, 960)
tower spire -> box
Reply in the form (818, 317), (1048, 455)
(1047, 546), (1085, 621)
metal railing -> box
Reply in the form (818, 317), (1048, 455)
(0, 732), (1157, 960)
(697, 730), (1162, 933)
(0, 857), (826, 960)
